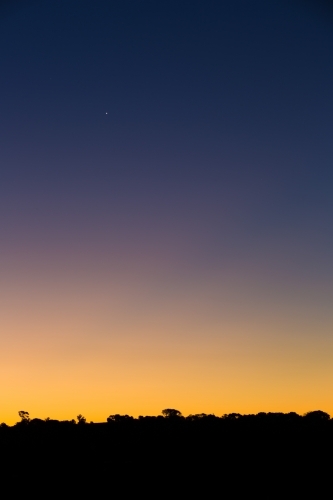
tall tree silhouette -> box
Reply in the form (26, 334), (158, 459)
(18, 411), (30, 424)
(77, 414), (86, 424)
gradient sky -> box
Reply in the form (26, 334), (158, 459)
(1, 0), (333, 424)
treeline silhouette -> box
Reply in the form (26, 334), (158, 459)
(1, 409), (331, 494)
(4, 407), (331, 426)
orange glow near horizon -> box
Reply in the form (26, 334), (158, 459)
(2, 0), (333, 428)
(1, 252), (333, 426)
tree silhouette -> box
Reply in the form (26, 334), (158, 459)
(304, 410), (330, 421)
(18, 411), (30, 423)
(162, 409), (182, 418)
(107, 414), (134, 423)
(77, 414), (86, 424)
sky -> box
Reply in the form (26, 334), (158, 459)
(1, 0), (333, 424)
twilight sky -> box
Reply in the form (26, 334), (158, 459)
(1, 0), (333, 423)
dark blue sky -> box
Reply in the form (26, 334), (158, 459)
(1, 0), (332, 281)
(1, 0), (333, 287)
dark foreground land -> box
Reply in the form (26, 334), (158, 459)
(0, 410), (332, 494)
